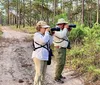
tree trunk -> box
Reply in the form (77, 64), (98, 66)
(19, 0), (22, 28)
(97, 0), (99, 24)
(46, 0), (49, 24)
(68, 0), (73, 23)
(11, 14), (13, 25)
(12, 15), (15, 25)
(16, 0), (19, 28)
(53, 0), (58, 23)
(23, 0), (25, 28)
(41, 0), (44, 20)
(82, 0), (84, 24)
(30, 0), (32, 27)
(76, 0), (78, 22)
(7, 0), (9, 25)
(61, 0), (64, 13)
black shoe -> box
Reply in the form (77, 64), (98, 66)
(55, 79), (64, 84)
(60, 75), (66, 79)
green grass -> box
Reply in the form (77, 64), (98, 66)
(10, 25), (36, 34)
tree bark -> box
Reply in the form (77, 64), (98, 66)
(61, 0), (64, 13)
(23, 0), (25, 28)
(82, 0), (84, 24)
(7, 0), (9, 25)
(16, 0), (19, 28)
(41, 0), (44, 20)
(19, 0), (22, 28)
(30, 0), (32, 27)
(53, 0), (58, 23)
(97, 0), (99, 24)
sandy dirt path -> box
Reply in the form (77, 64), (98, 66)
(0, 26), (84, 85)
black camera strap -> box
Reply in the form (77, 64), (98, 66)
(54, 35), (69, 43)
(33, 40), (49, 51)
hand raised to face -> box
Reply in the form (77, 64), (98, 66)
(45, 28), (50, 32)
(64, 24), (69, 29)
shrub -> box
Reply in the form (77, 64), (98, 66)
(67, 24), (100, 82)
(69, 24), (90, 43)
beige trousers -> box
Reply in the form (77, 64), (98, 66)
(33, 57), (47, 85)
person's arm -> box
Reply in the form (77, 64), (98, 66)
(54, 28), (68, 38)
(34, 31), (50, 45)
(49, 35), (53, 45)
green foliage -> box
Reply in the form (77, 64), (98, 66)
(69, 23), (90, 43)
(67, 24), (100, 80)
(88, 66), (100, 75)
(55, 13), (68, 22)
(50, 13), (68, 27)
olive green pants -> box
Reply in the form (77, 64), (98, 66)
(54, 47), (66, 79)
(33, 58), (47, 85)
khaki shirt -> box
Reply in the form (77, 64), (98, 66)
(53, 28), (69, 48)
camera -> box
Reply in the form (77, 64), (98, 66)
(69, 24), (76, 28)
(50, 24), (76, 32)
(51, 27), (60, 31)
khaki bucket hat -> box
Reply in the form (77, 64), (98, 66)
(56, 18), (68, 25)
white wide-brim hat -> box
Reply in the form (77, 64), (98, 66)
(56, 18), (68, 25)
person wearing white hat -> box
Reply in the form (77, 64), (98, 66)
(32, 21), (53, 85)
(53, 18), (71, 83)
(56, 18), (68, 25)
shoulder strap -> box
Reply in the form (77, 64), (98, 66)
(54, 35), (69, 43)
(32, 40), (49, 51)
(32, 40), (36, 51)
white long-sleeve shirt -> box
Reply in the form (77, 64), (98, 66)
(32, 31), (53, 60)
(53, 28), (69, 48)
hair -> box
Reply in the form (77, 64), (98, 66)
(36, 25), (42, 31)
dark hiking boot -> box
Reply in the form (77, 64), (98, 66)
(55, 79), (64, 84)
(60, 75), (66, 79)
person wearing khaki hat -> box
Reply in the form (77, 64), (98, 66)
(53, 18), (71, 83)
(32, 21), (53, 85)
(56, 18), (68, 25)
